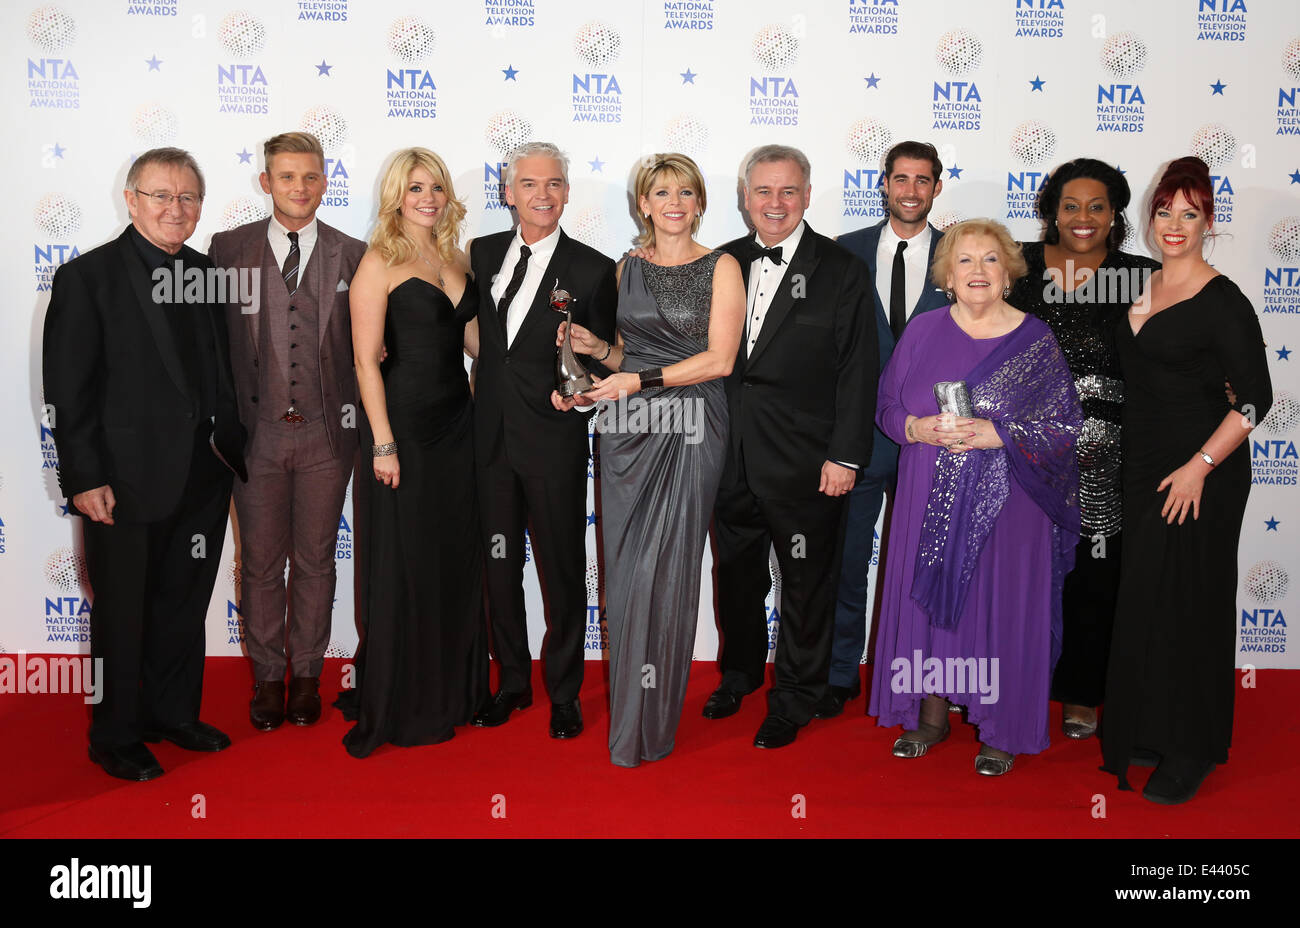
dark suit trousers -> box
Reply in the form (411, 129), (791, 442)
(84, 428), (232, 748)
(478, 441), (588, 704)
(714, 471), (847, 725)
(829, 473), (890, 688)
(233, 418), (353, 681)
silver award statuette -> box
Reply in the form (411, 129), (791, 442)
(552, 280), (595, 398)
(933, 381), (974, 417)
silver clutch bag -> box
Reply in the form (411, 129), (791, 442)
(933, 381), (973, 417)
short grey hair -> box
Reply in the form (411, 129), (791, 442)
(125, 147), (206, 200)
(505, 141), (570, 186)
(743, 144), (811, 190)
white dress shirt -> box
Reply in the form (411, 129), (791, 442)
(267, 214), (318, 279)
(744, 219), (807, 357)
(491, 226), (562, 347)
(875, 222), (933, 321)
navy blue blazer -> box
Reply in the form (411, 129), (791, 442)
(837, 219), (947, 480)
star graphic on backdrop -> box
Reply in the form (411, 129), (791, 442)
(59, 502), (71, 516)
(864, 72), (881, 89)
(680, 68), (696, 84)
(1029, 75), (1046, 91)
(1278, 345), (1293, 361)
(316, 60), (332, 76)
(52, 142), (66, 158)
(1289, 169), (1300, 185)
(237, 148), (253, 165)
(1265, 516), (1280, 532)
(588, 156), (605, 173)
(948, 165), (963, 179)
(146, 55), (162, 71)
(1116, 165), (1126, 174)
(1210, 79), (1226, 95)
(587, 512), (599, 526)
(502, 64), (519, 81)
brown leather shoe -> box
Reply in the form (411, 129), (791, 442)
(287, 677), (321, 726)
(250, 681), (286, 731)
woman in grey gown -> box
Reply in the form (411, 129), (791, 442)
(554, 153), (744, 766)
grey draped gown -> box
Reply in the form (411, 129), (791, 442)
(599, 253), (728, 767)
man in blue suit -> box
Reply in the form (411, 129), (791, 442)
(815, 141), (949, 718)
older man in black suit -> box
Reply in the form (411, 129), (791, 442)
(43, 147), (247, 780)
(706, 144), (877, 748)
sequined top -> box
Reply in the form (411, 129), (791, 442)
(1007, 242), (1160, 537)
(638, 251), (722, 346)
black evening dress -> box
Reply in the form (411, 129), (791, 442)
(1007, 243), (1159, 707)
(342, 277), (489, 758)
(1101, 275), (1272, 788)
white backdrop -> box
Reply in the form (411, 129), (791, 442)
(3, 0), (1297, 669)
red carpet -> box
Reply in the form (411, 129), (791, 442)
(2, 658), (1296, 838)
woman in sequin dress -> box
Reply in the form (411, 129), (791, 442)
(554, 154), (745, 767)
(868, 219), (1082, 776)
(1006, 159), (1159, 741)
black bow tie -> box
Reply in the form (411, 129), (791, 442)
(748, 242), (784, 265)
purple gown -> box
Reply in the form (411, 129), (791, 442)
(869, 308), (1064, 756)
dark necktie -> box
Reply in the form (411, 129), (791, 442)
(497, 244), (532, 338)
(748, 242), (783, 265)
(282, 230), (300, 296)
(889, 239), (908, 340)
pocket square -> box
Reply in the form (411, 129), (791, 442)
(336, 280), (349, 292)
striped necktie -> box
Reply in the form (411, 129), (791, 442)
(282, 230), (300, 296)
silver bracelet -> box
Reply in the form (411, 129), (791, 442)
(373, 441), (398, 457)
(594, 341), (613, 362)
(1198, 449), (1216, 468)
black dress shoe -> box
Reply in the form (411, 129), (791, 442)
(88, 742), (163, 781)
(812, 679), (862, 719)
(471, 689), (533, 727)
(702, 686), (744, 720)
(250, 680), (286, 731)
(142, 720), (232, 752)
(549, 701), (583, 739)
(286, 677), (321, 726)
(1142, 759), (1216, 805)
(753, 714), (799, 749)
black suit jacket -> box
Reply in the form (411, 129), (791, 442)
(719, 224), (877, 499)
(42, 227), (247, 523)
(468, 228), (617, 476)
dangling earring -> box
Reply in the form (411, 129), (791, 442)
(1002, 285), (1012, 298)
(643, 212), (650, 219)
(944, 288), (954, 300)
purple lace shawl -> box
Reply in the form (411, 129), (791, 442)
(910, 317), (1082, 662)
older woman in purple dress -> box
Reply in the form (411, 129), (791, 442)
(868, 219), (1082, 776)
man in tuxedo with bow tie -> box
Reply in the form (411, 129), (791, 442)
(812, 140), (949, 719)
(467, 142), (616, 739)
(43, 147), (247, 780)
(706, 144), (877, 748)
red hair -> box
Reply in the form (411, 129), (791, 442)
(1150, 156), (1214, 227)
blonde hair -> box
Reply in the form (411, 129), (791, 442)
(263, 131), (324, 173)
(370, 148), (466, 266)
(930, 218), (1028, 290)
(633, 153), (707, 249)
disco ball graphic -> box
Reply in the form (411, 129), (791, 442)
(846, 118), (892, 165)
(27, 6), (75, 54)
(571, 208), (611, 253)
(1244, 561), (1289, 604)
(585, 556), (600, 602)
(935, 28), (982, 75)
(574, 21), (621, 67)
(132, 103), (179, 145)
(1283, 37), (1300, 81)
(931, 211), (964, 232)
(387, 16), (435, 62)
(1120, 222), (1139, 253)
(1269, 217), (1300, 262)
(1100, 31), (1148, 77)
(45, 546), (87, 593)
(221, 196), (269, 230)
(664, 114), (709, 156)
(218, 11), (266, 59)
(752, 24), (799, 71)
(1009, 120), (1057, 165)
(34, 193), (82, 238)
(1259, 391), (1299, 436)
(324, 640), (352, 659)
(300, 105), (348, 152)
(769, 558), (782, 597)
(226, 559), (241, 586)
(1190, 124), (1237, 169)
(484, 110), (534, 155)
